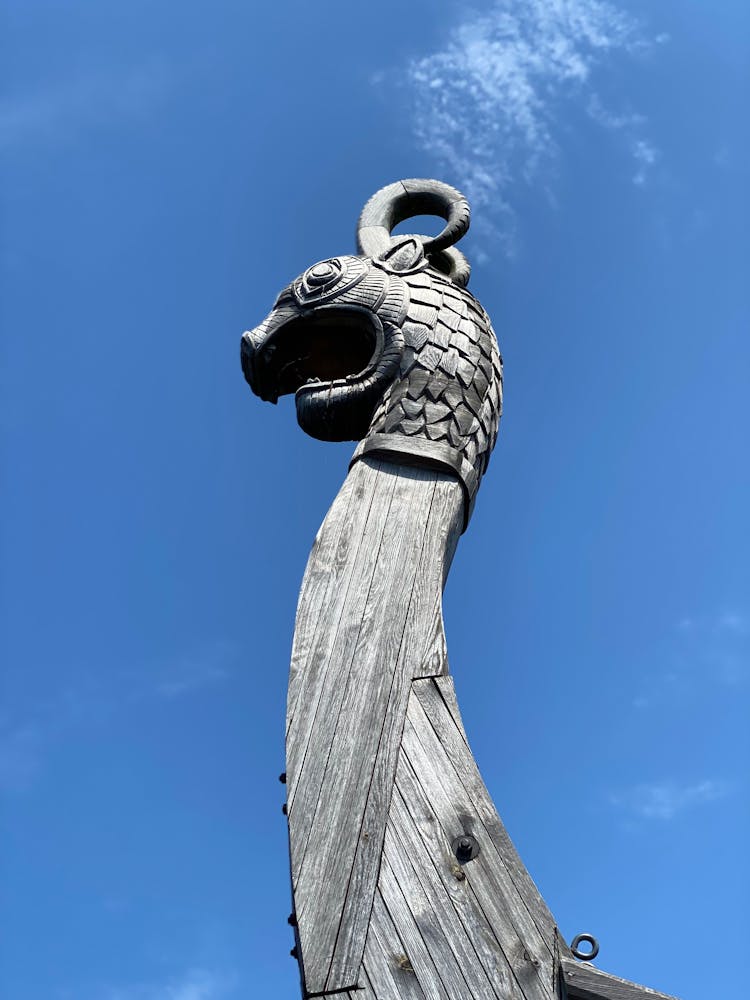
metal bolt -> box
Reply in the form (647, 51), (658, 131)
(452, 833), (479, 863)
(290, 946), (298, 959)
(279, 772), (287, 784)
(288, 913), (297, 927)
(282, 803), (288, 815)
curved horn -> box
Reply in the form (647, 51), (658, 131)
(430, 246), (471, 288)
(357, 178), (470, 258)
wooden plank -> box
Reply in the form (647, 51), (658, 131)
(286, 458), (387, 806)
(363, 890), (429, 1000)
(411, 479), (463, 679)
(285, 461), (361, 736)
(292, 466), (439, 993)
(392, 748), (531, 999)
(382, 821), (484, 999)
(387, 778), (504, 999)
(328, 476), (463, 985)
(352, 965), (377, 999)
(413, 677), (561, 953)
(560, 959), (680, 1000)
(287, 459), (396, 838)
(378, 859), (458, 1000)
(401, 698), (555, 996)
(433, 674), (470, 743)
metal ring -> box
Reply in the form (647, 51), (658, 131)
(570, 934), (599, 961)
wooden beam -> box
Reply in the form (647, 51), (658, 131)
(560, 959), (679, 1000)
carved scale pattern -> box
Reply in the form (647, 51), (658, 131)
(368, 266), (503, 483)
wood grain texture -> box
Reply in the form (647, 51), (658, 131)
(363, 890), (430, 1000)
(413, 678), (563, 958)
(285, 464), (362, 740)
(560, 959), (679, 1000)
(404, 691), (555, 982)
(390, 749), (534, 999)
(386, 781), (502, 999)
(286, 458), (464, 995)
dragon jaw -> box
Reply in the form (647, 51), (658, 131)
(241, 255), (406, 441)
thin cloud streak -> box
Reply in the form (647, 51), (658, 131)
(384, 0), (663, 250)
(610, 778), (730, 820)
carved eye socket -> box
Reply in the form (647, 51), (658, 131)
(301, 259), (343, 295)
(293, 256), (367, 305)
(306, 260), (340, 287)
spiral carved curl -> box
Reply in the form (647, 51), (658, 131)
(357, 178), (472, 287)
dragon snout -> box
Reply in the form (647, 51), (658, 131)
(241, 301), (404, 442)
(240, 327), (275, 402)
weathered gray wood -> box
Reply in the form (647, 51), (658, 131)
(363, 891), (429, 1000)
(327, 475), (463, 988)
(299, 465), (435, 991)
(289, 459), (408, 991)
(401, 695), (555, 998)
(409, 478), (463, 679)
(287, 460), (465, 995)
(392, 746), (533, 999)
(432, 674), (470, 742)
(287, 458), (398, 827)
(387, 780), (504, 999)
(383, 819), (492, 999)
(352, 966), (378, 999)
(413, 677), (563, 956)
(560, 959), (679, 1000)
(378, 858), (460, 1000)
(285, 463), (362, 737)
(286, 458), (386, 799)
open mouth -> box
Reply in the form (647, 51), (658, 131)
(255, 307), (382, 400)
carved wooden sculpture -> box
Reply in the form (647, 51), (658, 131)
(241, 179), (679, 1000)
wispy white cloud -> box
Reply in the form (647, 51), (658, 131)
(0, 59), (173, 149)
(103, 966), (237, 1000)
(380, 0), (663, 250)
(610, 778), (730, 820)
(631, 137), (659, 185)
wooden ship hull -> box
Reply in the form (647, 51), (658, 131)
(241, 179), (680, 1000)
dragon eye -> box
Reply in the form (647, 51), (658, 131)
(305, 260), (341, 287)
(292, 255), (368, 306)
(299, 258), (343, 296)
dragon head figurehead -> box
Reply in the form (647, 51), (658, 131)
(241, 179), (503, 526)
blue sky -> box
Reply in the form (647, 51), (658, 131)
(1, 2), (748, 998)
